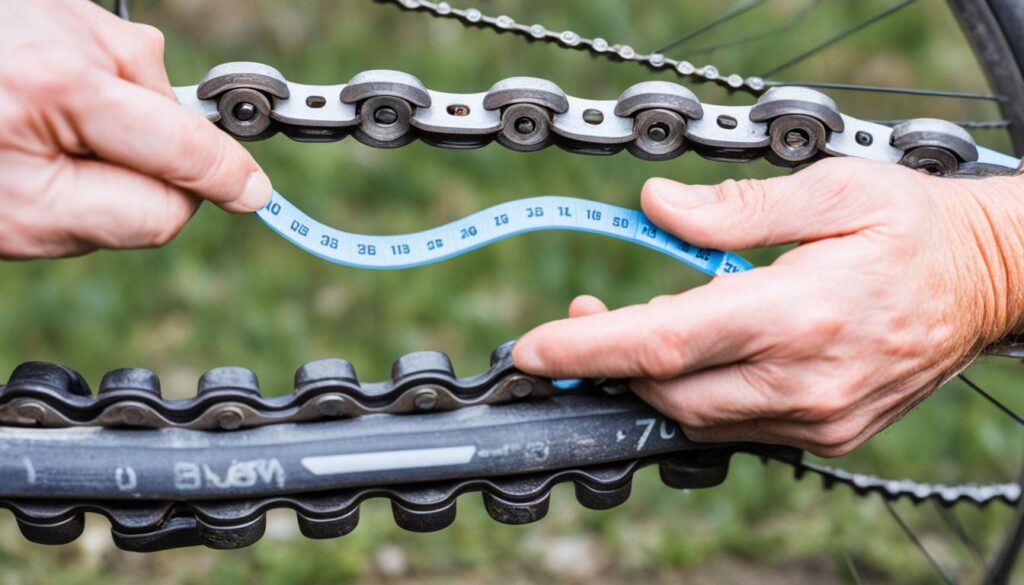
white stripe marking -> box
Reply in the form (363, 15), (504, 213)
(301, 446), (477, 476)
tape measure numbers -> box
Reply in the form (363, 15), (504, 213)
(257, 191), (753, 277)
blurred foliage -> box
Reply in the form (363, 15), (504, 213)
(0, 0), (1021, 583)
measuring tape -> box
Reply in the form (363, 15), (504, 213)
(256, 191), (753, 277)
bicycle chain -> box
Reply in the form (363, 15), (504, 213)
(374, 0), (767, 94)
(0, 342), (617, 430)
(0, 349), (1018, 551)
(171, 62), (1019, 173)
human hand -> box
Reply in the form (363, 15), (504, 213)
(513, 158), (1024, 456)
(0, 0), (271, 258)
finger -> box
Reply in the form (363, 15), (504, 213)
(513, 272), (776, 379)
(64, 0), (175, 98)
(633, 369), (903, 457)
(640, 158), (894, 250)
(568, 295), (608, 318)
(630, 366), (774, 429)
(14, 158), (200, 256)
(66, 76), (271, 212)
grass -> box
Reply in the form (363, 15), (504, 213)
(0, 0), (1021, 583)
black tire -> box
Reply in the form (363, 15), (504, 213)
(948, 0), (1024, 156)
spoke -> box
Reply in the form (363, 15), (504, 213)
(883, 500), (958, 585)
(932, 502), (988, 572)
(114, 0), (129, 19)
(761, 0), (919, 77)
(764, 80), (1001, 101)
(985, 462), (1024, 584)
(843, 550), (866, 585)
(868, 119), (1011, 130)
(959, 375), (1024, 427)
(687, 1), (822, 56)
(655, 0), (767, 54)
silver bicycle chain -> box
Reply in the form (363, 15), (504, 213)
(170, 61), (1014, 173)
(376, 0), (767, 94)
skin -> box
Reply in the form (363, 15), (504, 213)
(514, 158), (1024, 457)
(3, 3), (1021, 458)
(0, 0), (271, 258)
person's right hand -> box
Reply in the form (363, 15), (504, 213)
(0, 0), (272, 259)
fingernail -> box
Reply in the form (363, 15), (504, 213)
(238, 171), (273, 212)
(646, 178), (718, 211)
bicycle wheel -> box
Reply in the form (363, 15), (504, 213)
(0, 1), (1022, 584)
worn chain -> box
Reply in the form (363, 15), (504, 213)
(375, 0), (767, 94)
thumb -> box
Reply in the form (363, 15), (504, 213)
(641, 159), (882, 250)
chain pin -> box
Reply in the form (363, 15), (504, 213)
(216, 407), (245, 430)
(373, 106), (400, 126)
(514, 117), (536, 135)
(314, 395), (347, 417)
(413, 389), (439, 411)
(232, 102), (258, 122)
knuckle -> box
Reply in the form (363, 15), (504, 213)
(787, 388), (852, 422)
(794, 300), (846, 342)
(3, 52), (91, 99)
(139, 192), (194, 247)
(635, 327), (685, 379)
(816, 420), (864, 449)
(136, 24), (166, 56)
(809, 441), (858, 458)
(715, 178), (772, 216)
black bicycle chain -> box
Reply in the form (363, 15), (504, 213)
(0, 348), (1018, 551)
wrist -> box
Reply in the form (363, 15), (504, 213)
(960, 174), (1024, 344)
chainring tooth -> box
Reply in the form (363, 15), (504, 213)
(16, 513), (85, 546)
(391, 499), (458, 533)
(99, 367), (162, 398)
(296, 507), (361, 540)
(573, 480), (633, 510)
(482, 491), (551, 525)
(8, 361), (92, 398)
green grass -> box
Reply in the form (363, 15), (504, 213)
(0, 0), (1021, 583)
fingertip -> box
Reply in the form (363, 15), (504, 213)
(223, 170), (273, 213)
(568, 295), (608, 318)
(641, 178), (719, 216)
(511, 333), (546, 373)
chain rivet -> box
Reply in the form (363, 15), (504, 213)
(647, 123), (670, 142)
(216, 407), (245, 430)
(315, 395), (347, 417)
(514, 117), (536, 135)
(232, 102), (258, 122)
(374, 106), (399, 126)
(413, 389), (439, 411)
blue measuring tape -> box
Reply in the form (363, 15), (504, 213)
(256, 191), (753, 277)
